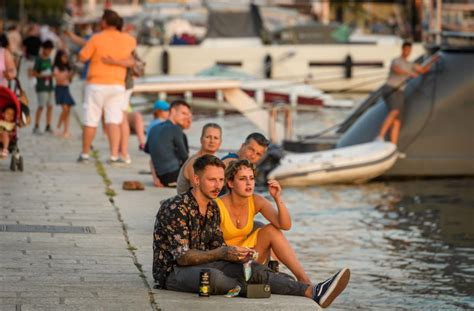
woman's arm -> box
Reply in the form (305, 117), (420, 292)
(3, 49), (17, 80)
(254, 180), (292, 230)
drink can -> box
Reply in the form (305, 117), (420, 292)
(199, 269), (211, 297)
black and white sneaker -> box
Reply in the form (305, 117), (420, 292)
(77, 154), (90, 163)
(312, 268), (350, 308)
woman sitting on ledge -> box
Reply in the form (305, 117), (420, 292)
(215, 159), (312, 285)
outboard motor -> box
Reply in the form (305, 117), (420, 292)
(256, 144), (285, 187)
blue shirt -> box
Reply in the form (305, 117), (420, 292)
(145, 120), (189, 175)
(146, 118), (164, 139)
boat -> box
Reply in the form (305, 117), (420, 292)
(268, 141), (398, 186)
(271, 33), (474, 184)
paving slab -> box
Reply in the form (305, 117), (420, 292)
(0, 66), (320, 310)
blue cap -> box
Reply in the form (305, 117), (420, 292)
(153, 100), (170, 111)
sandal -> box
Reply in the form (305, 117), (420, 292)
(122, 181), (145, 191)
(0, 149), (8, 158)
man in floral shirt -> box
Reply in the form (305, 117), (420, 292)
(153, 155), (350, 308)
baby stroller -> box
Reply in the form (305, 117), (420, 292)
(0, 82), (29, 172)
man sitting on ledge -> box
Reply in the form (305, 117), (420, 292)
(153, 154), (350, 308)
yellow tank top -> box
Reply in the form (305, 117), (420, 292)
(215, 196), (260, 248)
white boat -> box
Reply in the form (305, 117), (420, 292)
(268, 141), (399, 186)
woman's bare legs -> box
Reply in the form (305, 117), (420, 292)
(56, 106), (65, 130)
(254, 224), (311, 285)
(62, 105), (71, 137)
(128, 112), (146, 148)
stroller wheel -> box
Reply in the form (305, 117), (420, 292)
(10, 156), (17, 171)
(17, 156), (23, 172)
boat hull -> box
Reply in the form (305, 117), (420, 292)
(268, 141), (398, 186)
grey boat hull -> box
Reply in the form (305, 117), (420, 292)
(337, 50), (474, 176)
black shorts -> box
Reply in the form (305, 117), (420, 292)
(158, 169), (180, 187)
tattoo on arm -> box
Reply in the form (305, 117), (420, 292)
(176, 248), (225, 266)
(176, 246), (242, 266)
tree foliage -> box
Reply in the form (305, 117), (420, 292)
(6, 0), (67, 24)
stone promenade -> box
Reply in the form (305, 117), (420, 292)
(0, 75), (317, 310)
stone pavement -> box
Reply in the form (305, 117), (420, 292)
(0, 74), (317, 310)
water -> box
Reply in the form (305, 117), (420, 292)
(165, 105), (473, 309)
(281, 178), (474, 310)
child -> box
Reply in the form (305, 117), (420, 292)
(32, 40), (54, 134)
(0, 106), (16, 158)
(53, 50), (75, 138)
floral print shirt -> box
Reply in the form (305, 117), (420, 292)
(153, 190), (225, 287)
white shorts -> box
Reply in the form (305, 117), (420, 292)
(82, 84), (125, 127)
(122, 89), (133, 111)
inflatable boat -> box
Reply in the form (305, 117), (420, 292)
(268, 141), (399, 186)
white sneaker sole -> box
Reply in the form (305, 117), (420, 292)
(319, 268), (351, 308)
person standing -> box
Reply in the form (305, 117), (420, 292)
(145, 100), (191, 187)
(378, 41), (439, 144)
(0, 34), (17, 87)
(22, 24), (42, 87)
(31, 40), (54, 134)
(76, 9), (136, 164)
(53, 50), (75, 138)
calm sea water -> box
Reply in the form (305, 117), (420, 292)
(181, 106), (473, 310)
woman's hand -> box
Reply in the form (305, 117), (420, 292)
(268, 179), (282, 199)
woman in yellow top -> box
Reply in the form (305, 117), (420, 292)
(215, 159), (311, 285)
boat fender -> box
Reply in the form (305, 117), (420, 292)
(264, 54), (272, 79)
(344, 54), (353, 79)
(161, 50), (169, 75)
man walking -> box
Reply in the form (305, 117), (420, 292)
(77, 9), (136, 164)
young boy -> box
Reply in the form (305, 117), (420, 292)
(32, 40), (54, 134)
(0, 106), (16, 158)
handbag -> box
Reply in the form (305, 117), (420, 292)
(14, 78), (31, 127)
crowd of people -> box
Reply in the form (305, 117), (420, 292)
(0, 9), (351, 308)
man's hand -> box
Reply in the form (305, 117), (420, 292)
(221, 246), (254, 263)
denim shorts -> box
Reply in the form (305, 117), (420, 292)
(55, 86), (75, 106)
